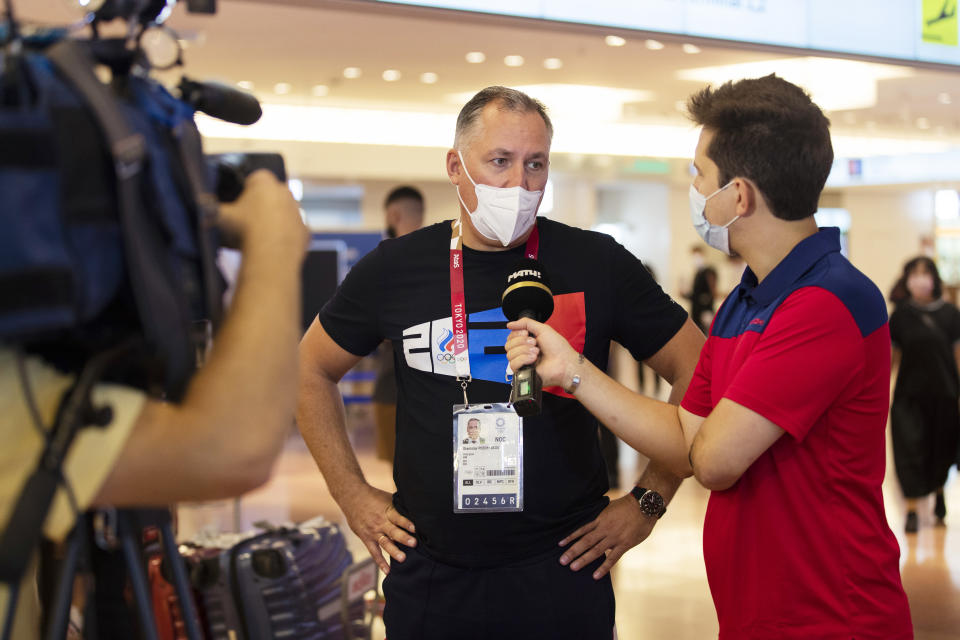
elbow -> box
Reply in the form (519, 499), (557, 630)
(204, 422), (288, 497)
(691, 452), (740, 491)
(693, 462), (739, 491)
(232, 463), (275, 495)
(210, 455), (277, 497)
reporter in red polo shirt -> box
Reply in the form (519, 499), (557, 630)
(506, 74), (912, 639)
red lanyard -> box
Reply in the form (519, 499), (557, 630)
(449, 220), (539, 381)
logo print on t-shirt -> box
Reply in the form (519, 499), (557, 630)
(436, 328), (455, 362)
(401, 292), (586, 394)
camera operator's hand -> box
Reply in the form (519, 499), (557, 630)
(217, 169), (308, 258)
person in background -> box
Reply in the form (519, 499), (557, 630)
(889, 256), (960, 533)
(372, 186), (424, 466)
(687, 246), (718, 334)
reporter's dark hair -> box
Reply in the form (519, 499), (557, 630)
(686, 74), (833, 221)
(384, 185), (424, 209)
(891, 255), (943, 302)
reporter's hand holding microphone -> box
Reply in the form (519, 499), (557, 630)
(501, 258), (595, 402)
(505, 317), (584, 396)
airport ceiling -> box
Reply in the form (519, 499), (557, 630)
(15, 0), (960, 152)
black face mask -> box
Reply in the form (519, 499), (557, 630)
(386, 226), (397, 239)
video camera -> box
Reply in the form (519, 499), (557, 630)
(0, 0), (284, 398)
(0, 3), (288, 636)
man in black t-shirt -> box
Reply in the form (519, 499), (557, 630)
(297, 86), (704, 639)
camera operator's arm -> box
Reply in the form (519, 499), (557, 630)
(297, 321), (417, 576)
(93, 170), (308, 504)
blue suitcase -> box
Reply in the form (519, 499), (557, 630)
(191, 518), (378, 640)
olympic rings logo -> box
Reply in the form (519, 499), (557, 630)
(436, 352), (455, 363)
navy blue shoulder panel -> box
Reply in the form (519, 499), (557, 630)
(711, 253), (886, 339)
(806, 253), (887, 337)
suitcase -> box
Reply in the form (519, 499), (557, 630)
(148, 553), (189, 640)
(192, 518), (378, 640)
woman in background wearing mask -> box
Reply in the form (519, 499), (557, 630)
(889, 256), (960, 533)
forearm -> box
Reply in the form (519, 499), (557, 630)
(570, 360), (689, 476)
(98, 246), (305, 504)
(629, 366), (690, 500)
(634, 459), (683, 504)
(296, 368), (369, 506)
(184, 243), (303, 447)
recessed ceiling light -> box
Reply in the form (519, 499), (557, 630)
(916, 117), (931, 129)
(682, 43), (701, 54)
(645, 39), (664, 50)
(543, 58), (563, 70)
(466, 51), (486, 64)
(343, 67), (362, 79)
(604, 35), (626, 47)
(420, 72), (439, 84)
(382, 69), (401, 82)
(938, 92), (952, 105)
(504, 55), (525, 67)
(237, 80), (254, 91)
(312, 84), (329, 97)
(273, 82), (292, 95)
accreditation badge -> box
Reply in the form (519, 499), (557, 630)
(452, 403), (523, 513)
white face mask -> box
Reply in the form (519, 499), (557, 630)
(907, 273), (935, 299)
(456, 150), (542, 247)
(689, 182), (737, 255)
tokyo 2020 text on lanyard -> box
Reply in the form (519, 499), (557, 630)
(448, 218), (539, 403)
(449, 218), (538, 513)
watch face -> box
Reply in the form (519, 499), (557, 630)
(639, 491), (664, 517)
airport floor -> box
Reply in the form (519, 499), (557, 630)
(178, 403), (960, 639)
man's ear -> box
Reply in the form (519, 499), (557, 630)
(733, 178), (758, 218)
(446, 149), (462, 186)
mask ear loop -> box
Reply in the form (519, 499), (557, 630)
(457, 150), (478, 187)
(455, 150), (479, 217)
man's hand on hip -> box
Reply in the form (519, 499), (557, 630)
(558, 494), (656, 580)
(342, 484), (417, 575)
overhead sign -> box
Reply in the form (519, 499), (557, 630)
(378, 0), (960, 67)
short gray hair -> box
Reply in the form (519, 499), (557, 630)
(454, 86), (553, 150)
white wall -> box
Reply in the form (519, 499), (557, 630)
(843, 188), (935, 301)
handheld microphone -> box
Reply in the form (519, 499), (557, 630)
(502, 258), (554, 417)
(178, 77), (262, 125)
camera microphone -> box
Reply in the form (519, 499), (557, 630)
(502, 258), (554, 417)
(179, 77), (262, 125)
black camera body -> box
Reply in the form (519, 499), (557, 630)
(209, 152), (287, 202)
(0, 1), (276, 401)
